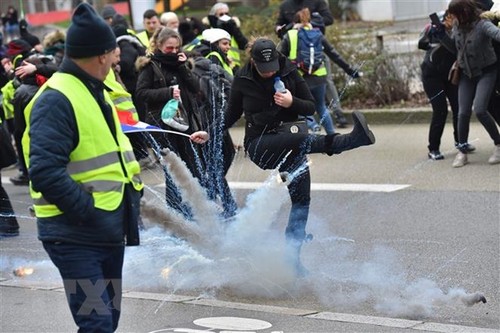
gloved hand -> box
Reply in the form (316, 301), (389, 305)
(223, 18), (238, 35)
(207, 15), (218, 28)
(429, 22), (445, 38)
(276, 23), (294, 39)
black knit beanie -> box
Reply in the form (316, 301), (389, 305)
(65, 3), (116, 58)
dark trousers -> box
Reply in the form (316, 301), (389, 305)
(13, 101), (28, 175)
(43, 242), (125, 333)
(0, 172), (18, 231)
(422, 75), (459, 151)
(245, 132), (324, 242)
(457, 68), (500, 147)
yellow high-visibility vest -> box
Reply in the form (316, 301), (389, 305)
(183, 35), (204, 52)
(206, 51), (233, 76)
(228, 36), (241, 68)
(104, 70), (139, 124)
(1, 80), (15, 120)
(22, 72), (143, 218)
(136, 30), (150, 48)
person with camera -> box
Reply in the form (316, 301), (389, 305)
(419, 10), (475, 160)
(202, 3), (248, 73)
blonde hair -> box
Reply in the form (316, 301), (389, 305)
(148, 26), (182, 54)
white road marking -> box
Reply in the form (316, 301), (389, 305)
(193, 316), (272, 330)
(2, 176), (410, 193)
(228, 181), (411, 192)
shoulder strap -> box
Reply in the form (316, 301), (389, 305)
(150, 61), (167, 87)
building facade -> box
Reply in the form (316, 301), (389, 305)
(356, 0), (449, 21)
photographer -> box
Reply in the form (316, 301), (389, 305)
(202, 3), (248, 73)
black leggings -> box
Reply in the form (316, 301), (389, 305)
(422, 74), (459, 151)
(245, 132), (326, 242)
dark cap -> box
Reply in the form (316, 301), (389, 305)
(251, 38), (279, 73)
(311, 12), (325, 33)
(101, 5), (117, 19)
(66, 3), (116, 58)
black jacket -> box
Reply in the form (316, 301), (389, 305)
(226, 54), (315, 143)
(117, 35), (145, 96)
(135, 55), (200, 131)
(276, 0), (334, 27)
(418, 24), (456, 78)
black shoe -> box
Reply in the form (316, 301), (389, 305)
(336, 121), (348, 129)
(333, 109), (350, 128)
(0, 228), (19, 237)
(428, 150), (444, 160)
(455, 142), (476, 153)
(0, 219), (20, 238)
(10, 173), (29, 186)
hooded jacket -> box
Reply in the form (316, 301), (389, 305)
(116, 34), (145, 96)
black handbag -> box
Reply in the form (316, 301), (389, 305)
(275, 121), (308, 134)
(0, 124), (17, 169)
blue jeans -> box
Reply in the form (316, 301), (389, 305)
(43, 242), (125, 332)
(306, 83), (335, 135)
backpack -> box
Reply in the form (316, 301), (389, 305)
(190, 57), (232, 129)
(296, 28), (324, 75)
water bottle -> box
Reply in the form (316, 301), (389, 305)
(274, 77), (286, 93)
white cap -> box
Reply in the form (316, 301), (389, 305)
(202, 28), (231, 44)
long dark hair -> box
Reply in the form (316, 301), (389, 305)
(448, 0), (481, 27)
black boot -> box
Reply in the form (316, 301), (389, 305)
(0, 217), (19, 237)
(325, 111), (375, 156)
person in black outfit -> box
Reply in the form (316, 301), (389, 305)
(419, 11), (475, 160)
(0, 120), (19, 237)
(136, 27), (204, 217)
(275, 0), (334, 38)
(225, 38), (375, 276)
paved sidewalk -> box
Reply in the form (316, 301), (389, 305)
(1, 284), (497, 333)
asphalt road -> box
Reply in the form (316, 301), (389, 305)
(1, 122), (499, 333)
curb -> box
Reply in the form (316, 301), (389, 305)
(352, 107), (433, 124)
